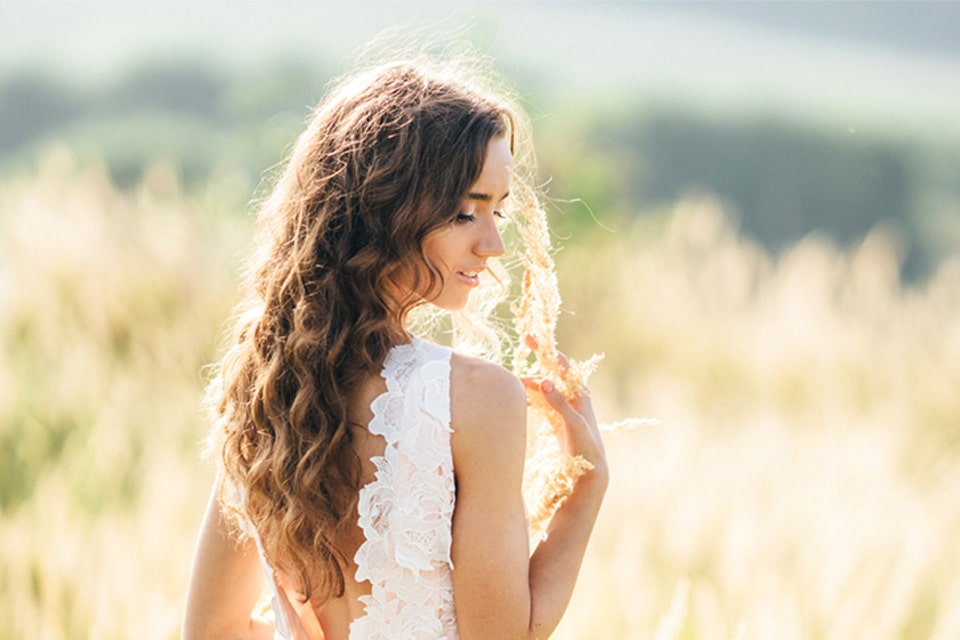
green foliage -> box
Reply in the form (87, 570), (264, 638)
(106, 59), (227, 118)
(1, 58), (959, 280)
(0, 71), (84, 149)
(0, 58), (324, 189)
(543, 105), (960, 280)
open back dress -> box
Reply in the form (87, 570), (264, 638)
(251, 338), (460, 639)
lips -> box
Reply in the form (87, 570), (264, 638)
(456, 267), (484, 286)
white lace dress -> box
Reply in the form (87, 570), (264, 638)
(255, 337), (459, 639)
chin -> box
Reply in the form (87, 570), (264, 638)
(430, 294), (470, 312)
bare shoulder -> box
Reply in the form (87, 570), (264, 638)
(449, 352), (526, 448)
(448, 352), (527, 500)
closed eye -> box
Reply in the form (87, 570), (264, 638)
(455, 210), (506, 224)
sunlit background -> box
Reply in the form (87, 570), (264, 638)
(2, 2), (959, 638)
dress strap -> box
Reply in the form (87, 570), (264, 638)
(248, 525), (293, 640)
(225, 471), (292, 640)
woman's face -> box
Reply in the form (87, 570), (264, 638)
(418, 136), (512, 311)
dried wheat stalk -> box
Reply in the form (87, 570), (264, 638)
(510, 181), (655, 542)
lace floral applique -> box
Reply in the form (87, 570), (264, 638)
(351, 339), (459, 639)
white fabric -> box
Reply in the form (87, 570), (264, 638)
(249, 525), (293, 640)
(257, 338), (459, 639)
(350, 338), (458, 639)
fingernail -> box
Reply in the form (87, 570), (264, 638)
(542, 380), (554, 393)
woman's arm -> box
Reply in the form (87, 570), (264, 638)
(449, 354), (608, 640)
(182, 481), (275, 640)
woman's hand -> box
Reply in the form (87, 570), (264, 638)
(520, 337), (608, 480)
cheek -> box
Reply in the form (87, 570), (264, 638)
(422, 229), (460, 269)
(421, 239), (441, 268)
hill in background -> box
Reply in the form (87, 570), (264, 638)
(1, 1), (958, 279)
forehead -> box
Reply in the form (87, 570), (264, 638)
(469, 137), (513, 200)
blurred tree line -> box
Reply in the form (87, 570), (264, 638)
(0, 58), (328, 189)
(538, 108), (960, 280)
(2, 57), (957, 280)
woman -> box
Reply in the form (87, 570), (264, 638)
(182, 56), (608, 640)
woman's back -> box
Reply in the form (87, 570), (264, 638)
(266, 338), (459, 639)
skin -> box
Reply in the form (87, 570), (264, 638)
(418, 135), (511, 311)
(182, 136), (608, 640)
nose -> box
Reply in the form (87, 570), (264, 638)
(474, 216), (505, 258)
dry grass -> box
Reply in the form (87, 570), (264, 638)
(0, 151), (242, 640)
(2, 157), (959, 639)
(554, 197), (960, 639)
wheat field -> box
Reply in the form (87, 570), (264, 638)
(1, 152), (959, 639)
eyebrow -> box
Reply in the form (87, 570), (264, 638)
(467, 191), (510, 203)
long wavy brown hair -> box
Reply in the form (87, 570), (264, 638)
(206, 59), (526, 606)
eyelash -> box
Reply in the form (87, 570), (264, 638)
(456, 211), (505, 223)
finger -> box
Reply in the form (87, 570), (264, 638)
(531, 336), (568, 372)
(539, 379), (587, 428)
(520, 377), (541, 405)
(519, 376), (541, 388)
